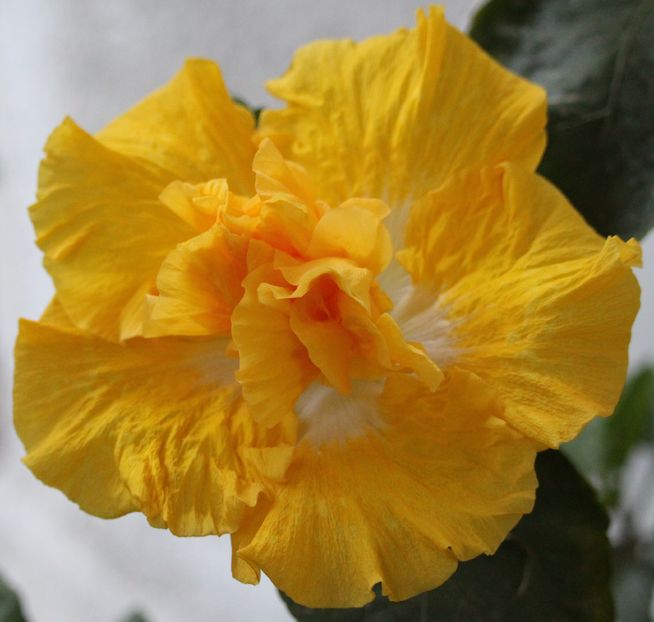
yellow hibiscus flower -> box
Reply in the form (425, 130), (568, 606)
(14, 6), (641, 608)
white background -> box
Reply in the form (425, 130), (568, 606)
(0, 2), (652, 621)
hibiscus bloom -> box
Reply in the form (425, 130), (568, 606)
(14, 6), (640, 608)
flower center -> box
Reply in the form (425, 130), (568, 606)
(153, 139), (452, 441)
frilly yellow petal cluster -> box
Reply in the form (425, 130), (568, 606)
(14, 5), (640, 608)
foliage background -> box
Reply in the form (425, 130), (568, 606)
(0, 1), (652, 621)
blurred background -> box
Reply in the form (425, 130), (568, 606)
(0, 1), (652, 621)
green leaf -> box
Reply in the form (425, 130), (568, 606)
(604, 367), (654, 468)
(470, 0), (654, 239)
(281, 451), (613, 622)
(564, 366), (654, 503)
(0, 576), (27, 622)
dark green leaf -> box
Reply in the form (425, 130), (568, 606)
(564, 366), (654, 503)
(604, 367), (654, 469)
(470, 0), (654, 239)
(0, 576), (27, 622)
(120, 613), (148, 622)
(281, 451), (613, 622)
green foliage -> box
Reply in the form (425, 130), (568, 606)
(565, 367), (654, 503)
(471, 0), (654, 240)
(0, 576), (26, 622)
(604, 368), (654, 468)
(281, 451), (613, 621)
(564, 368), (654, 622)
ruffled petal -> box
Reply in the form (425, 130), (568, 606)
(145, 224), (248, 337)
(260, 6), (545, 210)
(97, 59), (256, 195)
(252, 139), (324, 257)
(234, 370), (538, 607)
(376, 313), (443, 390)
(308, 198), (392, 273)
(231, 244), (318, 427)
(14, 319), (295, 535)
(31, 118), (196, 341)
(158, 178), (229, 232)
(399, 163), (641, 447)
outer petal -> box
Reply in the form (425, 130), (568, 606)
(97, 59), (256, 196)
(235, 371), (538, 607)
(39, 296), (79, 332)
(31, 119), (196, 341)
(260, 6), (545, 209)
(400, 164), (641, 447)
(14, 320), (295, 535)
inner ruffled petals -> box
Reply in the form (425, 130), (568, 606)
(289, 276), (392, 393)
(159, 178), (230, 232)
(149, 139), (446, 434)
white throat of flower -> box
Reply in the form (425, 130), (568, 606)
(381, 259), (458, 368)
(295, 379), (386, 446)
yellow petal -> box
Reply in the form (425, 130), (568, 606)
(308, 198), (392, 274)
(14, 319), (294, 534)
(39, 296), (79, 332)
(231, 245), (318, 427)
(289, 293), (355, 393)
(159, 178), (229, 232)
(376, 313), (443, 390)
(288, 284), (391, 393)
(97, 59), (256, 196)
(235, 370), (537, 607)
(260, 6), (545, 211)
(275, 256), (395, 389)
(31, 118), (196, 341)
(276, 255), (374, 311)
(253, 139), (324, 257)
(254, 138), (318, 208)
(145, 224), (248, 337)
(400, 163), (641, 447)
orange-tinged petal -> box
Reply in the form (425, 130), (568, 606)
(254, 138), (318, 208)
(97, 59), (256, 196)
(145, 224), (248, 338)
(400, 163), (641, 446)
(376, 313), (443, 390)
(14, 319), (295, 534)
(289, 295), (355, 393)
(231, 245), (318, 427)
(159, 178), (229, 232)
(260, 7), (545, 211)
(288, 284), (391, 392)
(235, 370), (538, 607)
(276, 255), (374, 311)
(31, 118), (196, 341)
(252, 140), (324, 257)
(308, 198), (392, 274)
